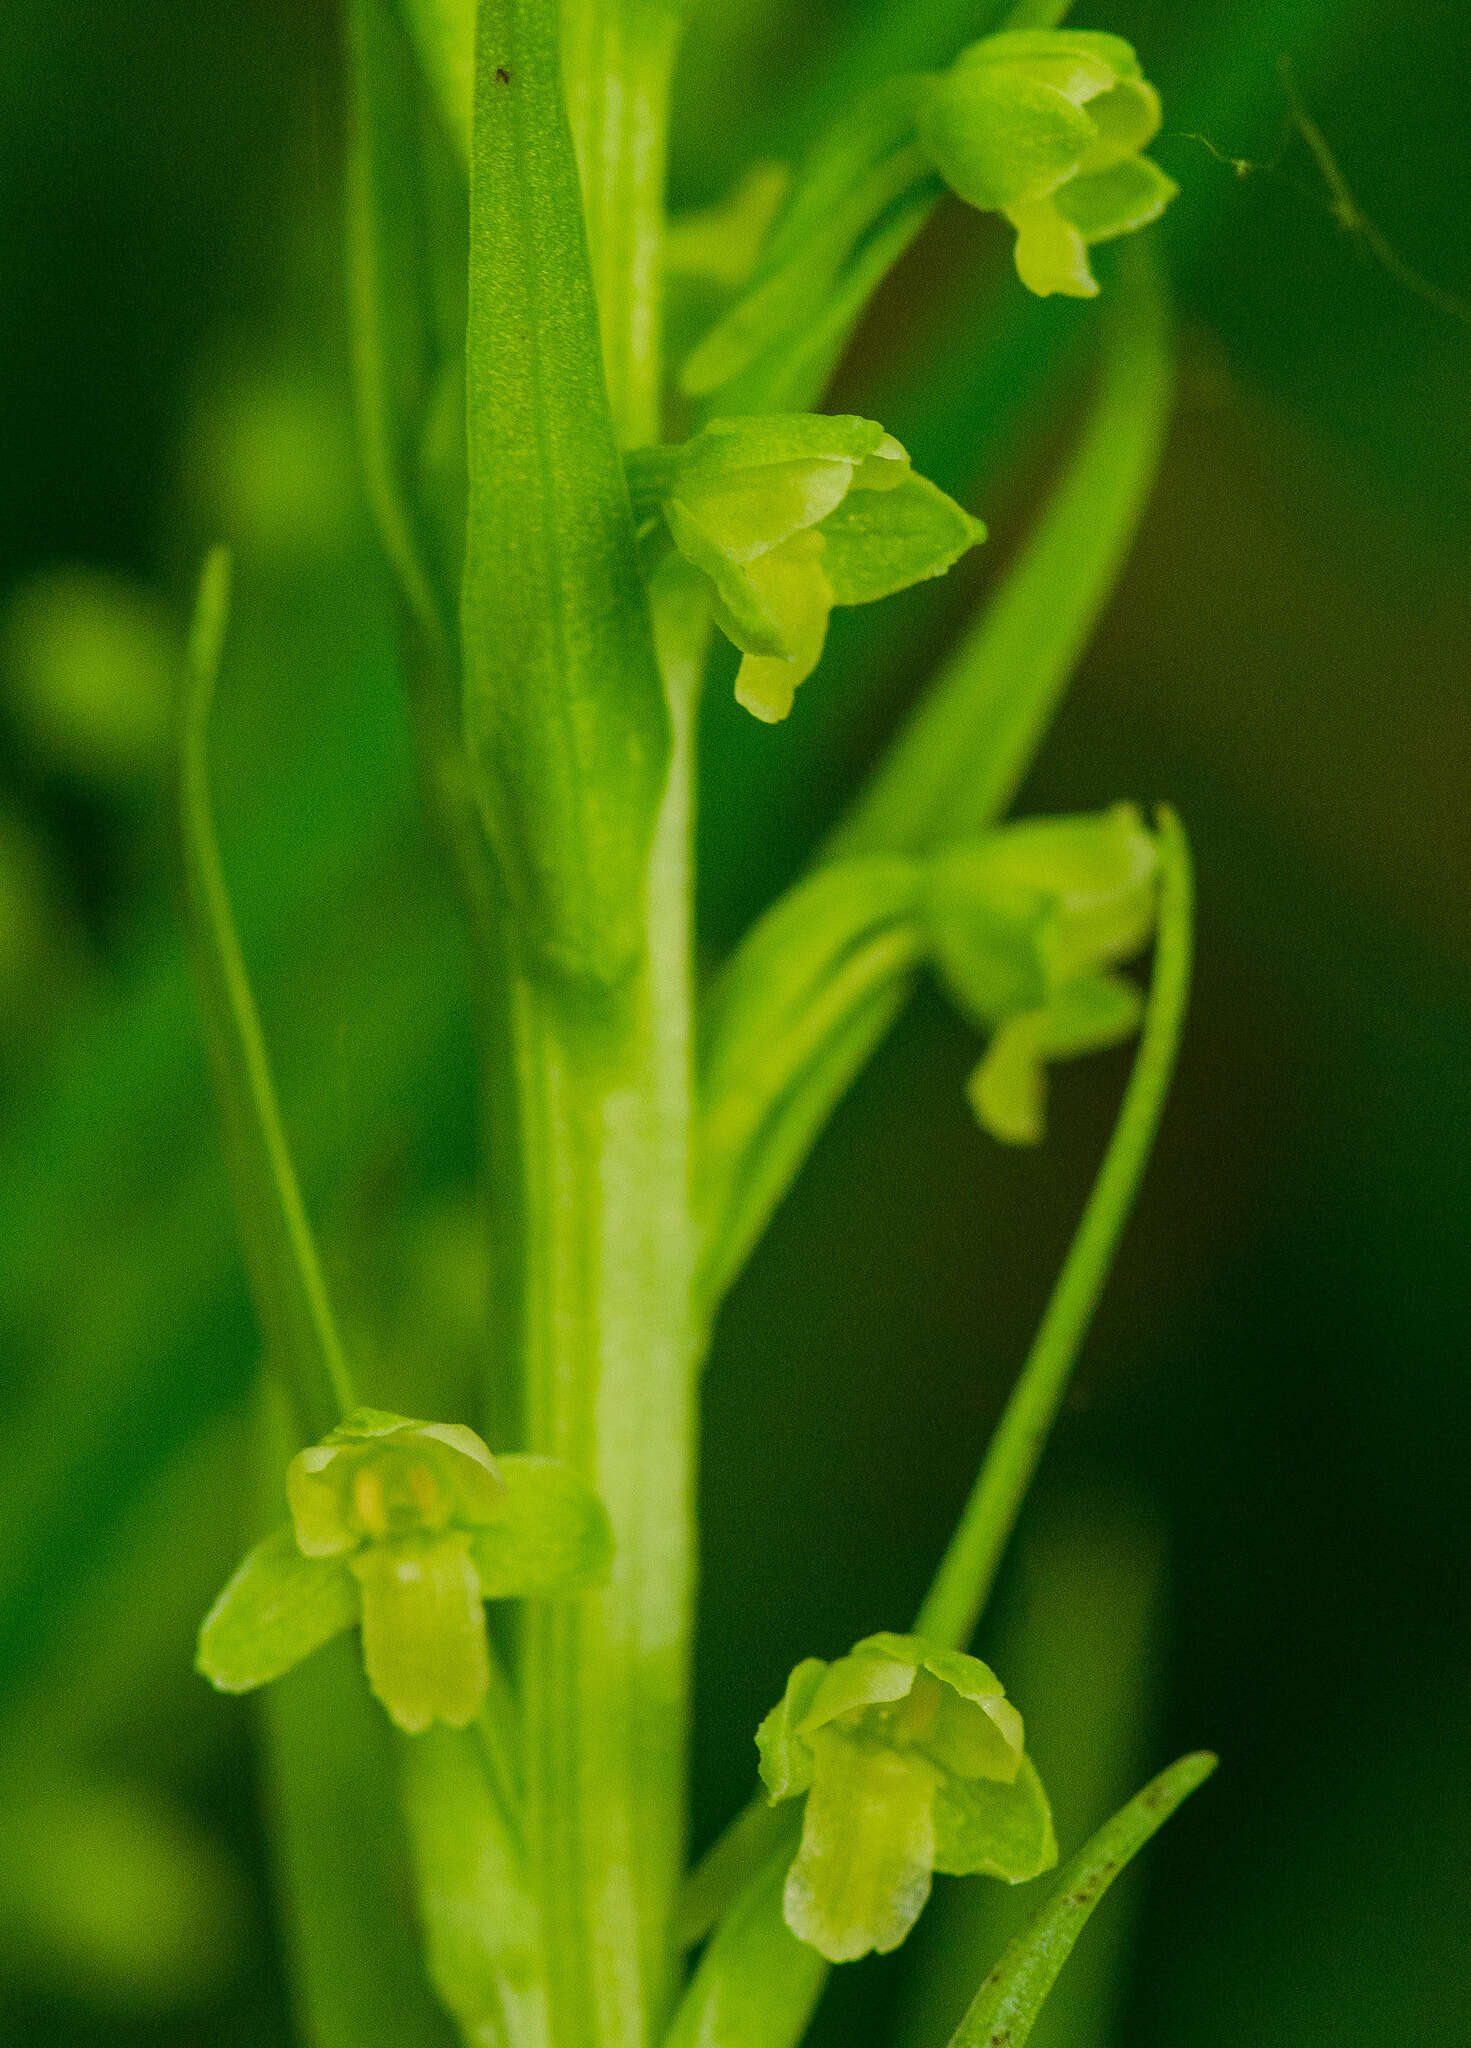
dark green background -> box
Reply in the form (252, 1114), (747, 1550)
(0, 1), (1466, 2043)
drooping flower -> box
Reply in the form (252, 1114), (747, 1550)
(627, 414), (982, 722)
(916, 31), (1178, 298)
(757, 1633), (1055, 1962)
(198, 1408), (611, 1734)
(923, 805), (1160, 1144)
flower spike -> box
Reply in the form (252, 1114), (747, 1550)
(198, 1408), (612, 1734)
(756, 1634), (1055, 1963)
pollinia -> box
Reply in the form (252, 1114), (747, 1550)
(183, 7), (1212, 2048)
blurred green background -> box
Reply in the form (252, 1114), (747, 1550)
(1, 1), (1466, 2043)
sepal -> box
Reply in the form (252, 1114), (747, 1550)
(196, 1526), (358, 1694)
(931, 1752), (1057, 1881)
(470, 1454), (614, 1598)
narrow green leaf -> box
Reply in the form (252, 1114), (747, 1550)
(397, 0), (474, 160)
(946, 1753), (1217, 2048)
(682, 78), (940, 417)
(265, 1636), (460, 2048)
(196, 1525), (357, 1694)
(470, 1455), (615, 1598)
(399, 1725), (551, 2048)
(677, 1800), (804, 1953)
(463, 0), (670, 985)
(697, 857), (926, 1315)
(347, 0), (467, 662)
(180, 550), (356, 1441)
(663, 1842), (827, 2048)
(915, 809), (1193, 1652)
(826, 243), (1172, 861)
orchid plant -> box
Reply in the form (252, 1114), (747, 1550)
(181, 6), (1212, 2048)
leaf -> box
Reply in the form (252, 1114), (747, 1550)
(826, 243), (1173, 861)
(396, 0), (474, 161)
(931, 1755), (1057, 1881)
(663, 1841), (827, 2048)
(462, 0), (670, 985)
(470, 1455), (614, 1598)
(346, 0), (466, 660)
(197, 1525), (358, 1694)
(681, 79), (938, 413)
(820, 475), (986, 608)
(180, 550), (357, 1442)
(399, 1726), (551, 2048)
(945, 1753), (1217, 2048)
(696, 856), (926, 1316)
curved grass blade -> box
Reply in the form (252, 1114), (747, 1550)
(915, 809), (1193, 1653)
(947, 1752), (1217, 2048)
(696, 857), (926, 1317)
(400, 1723), (551, 2048)
(180, 549), (356, 1442)
(347, 0), (466, 665)
(826, 243), (1172, 863)
(663, 1837), (826, 2048)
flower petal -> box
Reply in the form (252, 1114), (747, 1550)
(931, 1753), (1058, 1882)
(197, 1525), (358, 1693)
(756, 1658), (830, 1802)
(732, 536), (835, 724)
(783, 1729), (940, 1961)
(349, 1532), (489, 1735)
(1006, 198), (1099, 300)
(468, 1455), (613, 1599)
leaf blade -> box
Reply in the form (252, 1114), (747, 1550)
(462, 0), (670, 985)
(947, 1752), (1217, 2048)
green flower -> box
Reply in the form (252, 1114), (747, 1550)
(628, 415), (982, 722)
(923, 805), (1160, 1144)
(916, 30), (1177, 298)
(757, 1634), (1055, 1962)
(198, 1408), (612, 1734)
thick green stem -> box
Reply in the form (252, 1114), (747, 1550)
(559, 0), (682, 446)
(508, 607), (699, 2048)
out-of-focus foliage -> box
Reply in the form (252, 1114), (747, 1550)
(0, 1), (1466, 2044)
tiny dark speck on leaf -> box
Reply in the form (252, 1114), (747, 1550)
(496, 65), (512, 84)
